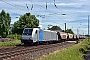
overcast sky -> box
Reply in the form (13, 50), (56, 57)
(0, 0), (90, 35)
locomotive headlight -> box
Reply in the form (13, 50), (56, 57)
(22, 37), (24, 39)
(29, 38), (32, 40)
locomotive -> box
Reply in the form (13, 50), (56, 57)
(21, 28), (58, 44)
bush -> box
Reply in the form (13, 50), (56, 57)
(6, 34), (21, 40)
(79, 48), (86, 54)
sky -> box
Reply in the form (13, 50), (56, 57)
(0, 0), (90, 35)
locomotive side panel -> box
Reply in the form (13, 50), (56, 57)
(42, 30), (58, 41)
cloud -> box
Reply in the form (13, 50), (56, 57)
(56, 3), (78, 6)
(76, 10), (89, 13)
(0, 0), (90, 35)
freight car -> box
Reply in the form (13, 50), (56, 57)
(73, 34), (78, 40)
(67, 33), (74, 40)
(56, 31), (69, 41)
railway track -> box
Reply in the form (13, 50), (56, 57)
(0, 42), (75, 60)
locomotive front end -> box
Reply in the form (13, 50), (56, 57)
(21, 28), (33, 44)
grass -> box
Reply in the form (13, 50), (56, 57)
(0, 40), (21, 47)
(39, 39), (90, 60)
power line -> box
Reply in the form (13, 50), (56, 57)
(0, 0), (27, 11)
(46, 2), (47, 10)
(0, 0), (64, 22)
(27, 0), (63, 19)
(27, 0), (61, 13)
(10, 12), (22, 16)
(0, 8), (22, 16)
(31, 4), (33, 10)
(0, 0), (34, 16)
(54, 0), (57, 8)
(15, 0), (33, 12)
(0, 0), (62, 15)
(26, 4), (30, 12)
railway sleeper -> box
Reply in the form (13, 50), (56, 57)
(22, 49), (27, 51)
(29, 50), (36, 53)
(16, 50), (22, 52)
(0, 55), (11, 60)
(4, 53), (12, 57)
(23, 50), (29, 54)
(14, 52), (20, 57)
(20, 50), (30, 55)
(10, 54), (16, 58)
(19, 51), (24, 54)
(0, 55), (7, 60)
(9, 51), (18, 56)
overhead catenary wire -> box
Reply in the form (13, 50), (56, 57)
(46, 2), (47, 10)
(13, 0), (33, 12)
(54, 0), (57, 8)
(28, 0), (63, 20)
(11, 12), (22, 16)
(0, 0), (33, 16)
(29, 0), (63, 17)
(27, 0), (62, 15)
(0, 0), (64, 24)
(0, 0), (62, 16)
(0, 0), (26, 11)
(26, 4), (30, 12)
(31, 4), (33, 10)
(0, 0), (36, 16)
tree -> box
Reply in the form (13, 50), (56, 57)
(48, 25), (62, 30)
(65, 29), (74, 34)
(12, 13), (39, 34)
(0, 10), (11, 37)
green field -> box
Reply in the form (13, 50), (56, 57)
(39, 39), (90, 60)
(0, 40), (21, 47)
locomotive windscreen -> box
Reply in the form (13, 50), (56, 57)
(23, 29), (33, 35)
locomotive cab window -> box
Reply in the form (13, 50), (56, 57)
(35, 30), (37, 34)
(23, 29), (33, 35)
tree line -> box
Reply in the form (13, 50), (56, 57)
(0, 10), (74, 38)
(0, 10), (11, 37)
(0, 10), (39, 37)
(47, 25), (74, 34)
